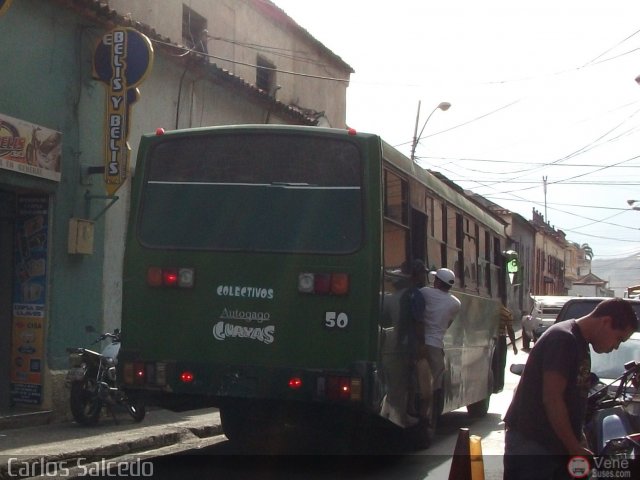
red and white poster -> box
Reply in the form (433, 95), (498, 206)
(0, 113), (62, 182)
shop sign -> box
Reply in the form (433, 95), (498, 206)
(0, 114), (62, 182)
(10, 195), (49, 405)
(93, 28), (153, 196)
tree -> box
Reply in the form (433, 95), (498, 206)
(581, 243), (594, 261)
(581, 243), (594, 275)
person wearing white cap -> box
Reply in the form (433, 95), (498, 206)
(415, 267), (461, 420)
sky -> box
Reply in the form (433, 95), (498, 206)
(273, 0), (640, 262)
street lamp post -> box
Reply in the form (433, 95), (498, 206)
(410, 101), (451, 162)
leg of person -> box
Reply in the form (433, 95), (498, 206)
(415, 346), (433, 418)
(424, 345), (445, 392)
(496, 335), (507, 391)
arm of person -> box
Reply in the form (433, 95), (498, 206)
(507, 324), (518, 354)
(542, 370), (592, 456)
(446, 300), (461, 328)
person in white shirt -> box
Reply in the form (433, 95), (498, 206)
(417, 268), (461, 408)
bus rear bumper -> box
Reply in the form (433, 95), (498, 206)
(119, 359), (380, 414)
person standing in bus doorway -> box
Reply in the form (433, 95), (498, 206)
(503, 297), (638, 480)
(494, 303), (518, 392)
(407, 260), (429, 420)
(415, 268), (461, 419)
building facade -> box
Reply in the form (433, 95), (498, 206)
(530, 209), (567, 296)
(0, 0), (352, 420)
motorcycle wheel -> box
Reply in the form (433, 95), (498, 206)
(126, 397), (146, 422)
(70, 378), (102, 426)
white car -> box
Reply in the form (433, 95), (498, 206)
(521, 296), (574, 340)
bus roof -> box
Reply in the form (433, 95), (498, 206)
(381, 140), (506, 235)
(140, 125), (505, 236)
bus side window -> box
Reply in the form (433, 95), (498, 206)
(426, 196), (443, 273)
(477, 228), (490, 296)
(383, 221), (408, 276)
(410, 209), (427, 264)
(384, 170), (408, 225)
(464, 218), (479, 292)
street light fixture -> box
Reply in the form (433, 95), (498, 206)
(627, 199), (640, 211)
(410, 101), (451, 162)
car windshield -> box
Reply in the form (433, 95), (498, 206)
(590, 334), (640, 380)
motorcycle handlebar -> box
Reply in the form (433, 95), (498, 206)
(589, 360), (640, 408)
(91, 330), (121, 344)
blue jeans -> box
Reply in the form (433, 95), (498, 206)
(503, 429), (571, 480)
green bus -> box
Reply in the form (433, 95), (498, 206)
(119, 125), (506, 446)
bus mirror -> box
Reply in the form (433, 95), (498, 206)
(503, 250), (519, 284)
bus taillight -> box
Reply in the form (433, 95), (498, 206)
(324, 376), (362, 401)
(163, 269), (179, 286)
(288, 377), (303, 389)
(330, 273), (349, 295)
(134, 362), (145, 384)
(147, 267), (195, 288)
(298, 272), (349, 295)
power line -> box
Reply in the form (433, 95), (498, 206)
(581, 27), (640, 67)
(431, 162), (640, 236)
(421, 155), (640, 169)
(393, 100), (522, 149)
(150, 38), (350, 83)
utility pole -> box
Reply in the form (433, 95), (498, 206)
(410, 101), (421, 162)
(543, 176), (548, 222)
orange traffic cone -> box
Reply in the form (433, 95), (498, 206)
(470, 434), (485, 480)
(448, 428), (471, 480)
(448, 428), (485, 480)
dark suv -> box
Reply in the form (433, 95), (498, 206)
(553, 297), (640, 329)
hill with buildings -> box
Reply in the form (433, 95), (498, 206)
(592, 254), (640, 297)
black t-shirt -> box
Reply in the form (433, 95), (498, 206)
(504, 319), (591, 453)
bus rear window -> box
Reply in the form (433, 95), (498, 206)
(138, 133), (363, 253)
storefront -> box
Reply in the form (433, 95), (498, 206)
(0, 113), (61, 410)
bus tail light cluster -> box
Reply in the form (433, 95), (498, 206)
(122, 361), (193, 387)
(298, 272), (349, 295)
(122, 361), (168, 386)
(147, 267), (195, 288)
(317, 375), (362, 402)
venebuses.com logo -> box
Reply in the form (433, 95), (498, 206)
(567, 455), (632, 478)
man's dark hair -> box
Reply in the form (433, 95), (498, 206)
(593, 297), (639, 331)
(411, 259), (426, 276)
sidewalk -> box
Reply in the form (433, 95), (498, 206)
(0, 407), (223, 478)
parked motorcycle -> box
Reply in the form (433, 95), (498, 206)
(585, 360), (640, 458)
(66, 327), (145, 426)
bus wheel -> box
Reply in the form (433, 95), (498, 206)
(467, 368), (494, 417)
(466, 395), (490, 417)
(220, 404), (280, 445)
(220, 406), (257, 443)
